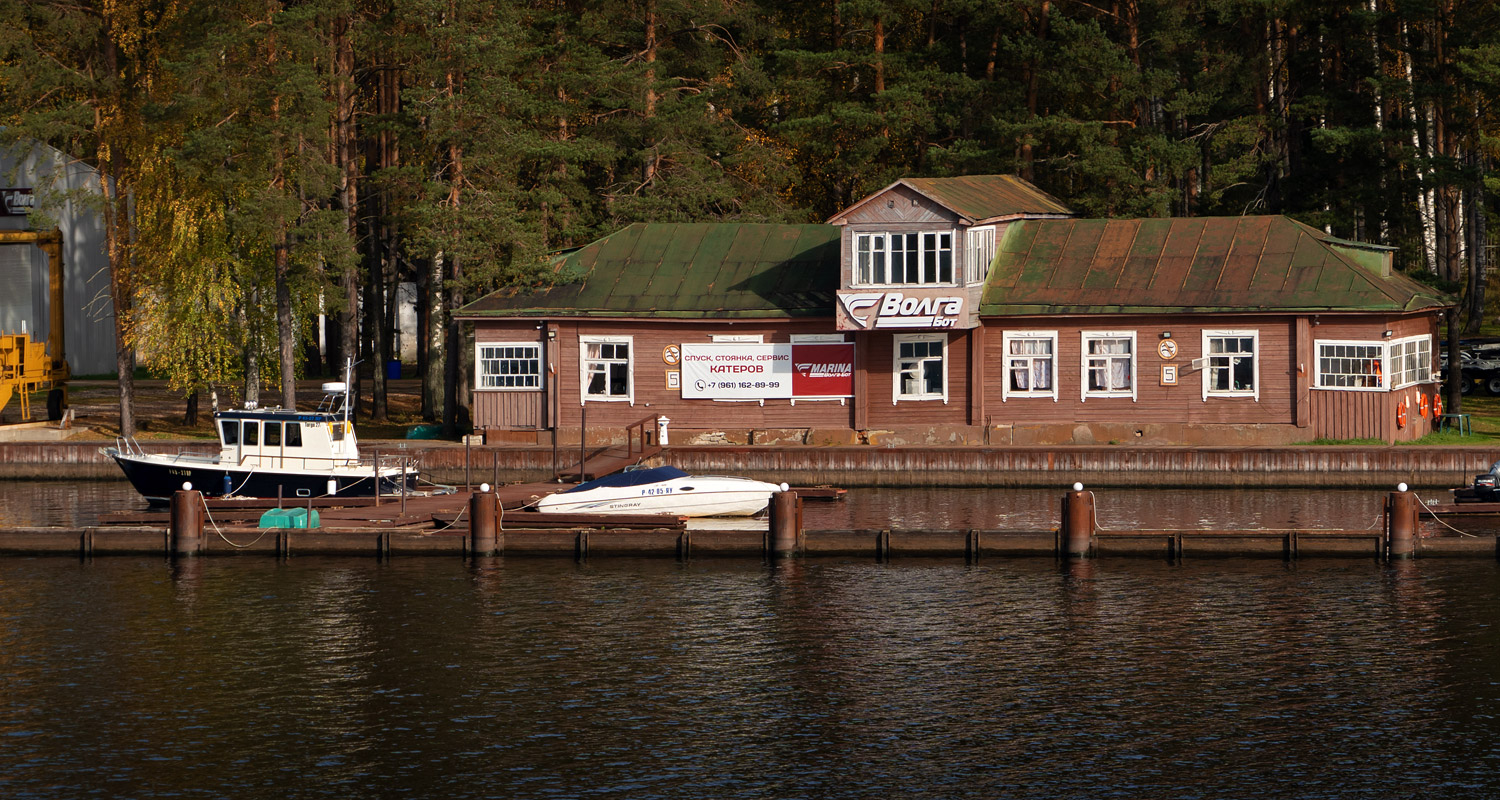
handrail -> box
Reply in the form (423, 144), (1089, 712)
(623, 414), (663, 461)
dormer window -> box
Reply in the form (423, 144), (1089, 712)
(855, 232), (954, 286)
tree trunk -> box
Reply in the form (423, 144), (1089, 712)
(96, 29), (135, 439)
(424, 253), (444, 422)
(243, 286), (260, 407)
(185, 389), (198, 427)
(443, 253), (463, 437)
(1447, 308), (1463, 415)
(334, 12), (363, 419)
(276, 232), (296, 409)
(1466, 149), (1487, 334)
(642, 0), (657, 185)
(1020, 1), (1049, 182)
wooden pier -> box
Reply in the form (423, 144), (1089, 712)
(0, 484), (1496, 561)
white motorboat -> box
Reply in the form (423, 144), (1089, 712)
(537, 466), (787, 517)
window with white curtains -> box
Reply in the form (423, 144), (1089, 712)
(581, 336), (633, 403)
(1002, 331), (1058, 401)
(1082, 332), (1135, 400)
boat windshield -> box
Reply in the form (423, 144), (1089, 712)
(563, 466), (689, 493)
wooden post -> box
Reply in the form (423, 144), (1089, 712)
(1062, 484), (1095, 558)
(170, 488), (204, 557)
(1387, 484), (1417, 560)
(770, 491), (800, 557)
(470, 487), (498, 557)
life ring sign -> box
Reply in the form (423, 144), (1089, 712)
(1396, 399), (1408, 429)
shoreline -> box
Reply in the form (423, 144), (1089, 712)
(2, 439), (1496, 489)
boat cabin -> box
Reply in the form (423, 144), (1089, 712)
(215, 383), (360, 469)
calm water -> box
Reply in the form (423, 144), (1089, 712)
(1, 556), (1498, 798)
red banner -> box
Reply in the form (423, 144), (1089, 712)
(790, 343), (854, 397)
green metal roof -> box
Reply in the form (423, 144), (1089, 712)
(980, 216), (1453, 316)
(458, 223), (841, 319)
(900, 175), (1073, 220)
(829, 175), (1072, 224)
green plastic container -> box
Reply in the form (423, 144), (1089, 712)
(258, 507), (321, 529)
(406, 424), (444, 440)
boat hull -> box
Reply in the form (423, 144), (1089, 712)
(537, 476), (781, 517)
(108, 452), (417, 505)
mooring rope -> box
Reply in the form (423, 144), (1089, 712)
(1415, 494), (1479, 538)
(200, 497), (276, 549)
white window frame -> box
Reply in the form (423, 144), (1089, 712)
(964, 226), (996, 285)
(1081, 331), (1136, 401)
(1313, 340), (1386, 391)
(854, 230), (957, 287)
(475, 342), (543, 391)
(1202, 329), (1259, 400)
(1002, 330), (1060, 402)
(790, 333), (848, 343)
(1388, 334), (1433, 389)
(580, 335), (634, 404)
(892, 333), (948, 404)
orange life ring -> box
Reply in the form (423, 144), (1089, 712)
(1396, 399), (1408, 429)
(1419, 393), (1430, 418)
(1435, 394), (1443, 418)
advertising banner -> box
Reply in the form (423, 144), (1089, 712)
(681, 343), (854, 399)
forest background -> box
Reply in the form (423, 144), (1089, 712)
(3, 0), (1498, 437)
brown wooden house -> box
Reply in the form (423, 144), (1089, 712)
(457, 176), (1452, 447)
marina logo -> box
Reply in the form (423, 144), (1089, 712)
(795, 361), (853, 379)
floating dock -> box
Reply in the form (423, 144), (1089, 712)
(0, 485), (1494, 561)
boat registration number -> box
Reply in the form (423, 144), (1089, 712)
(639, 487), (674, 496)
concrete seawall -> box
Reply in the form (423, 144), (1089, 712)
(5, 440), (1496, 488)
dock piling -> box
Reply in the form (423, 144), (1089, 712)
(1062, 483), (1095, 558)
(170, 486), (204, 557)
(1387, 483), (1418, 560)
(770, 491), (800, 557)
(470, 484), (499, 557)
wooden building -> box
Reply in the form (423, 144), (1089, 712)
(458, 176), (1452, 447)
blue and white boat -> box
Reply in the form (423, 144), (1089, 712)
(103, 380), (417, 505)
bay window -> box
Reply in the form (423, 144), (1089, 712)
(856, 231), (955, 286)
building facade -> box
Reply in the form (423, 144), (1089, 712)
(458, 177), (1450, 446)
(0, 143), (116, 376)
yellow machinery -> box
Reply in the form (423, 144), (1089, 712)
(0, 332), (62, 420)
(0, 229), (70, 422)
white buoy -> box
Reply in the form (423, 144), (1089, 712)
(182, 482), (193, 491)
(327, 479), (338, 496)
(1397, 482), (1409, 493)
(780, 482), (789, 492)
(480, 483), (492, 493)
(1073, 482), (1084, 492)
